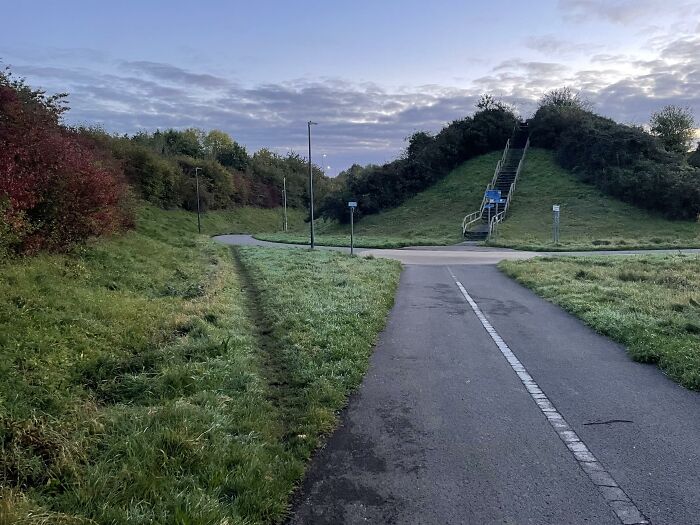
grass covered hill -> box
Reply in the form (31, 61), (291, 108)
(257, 151), (498, 247)
(530, 94), (700, 220)
(257, 149), (699, 250)
(492, 149), (700, 250)
(0, 204), (400, 524)
(319, 97), (517, 222)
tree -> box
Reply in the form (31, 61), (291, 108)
(650, 105), (696, 154)
(203, 129), (249, 170)
(162, 128), (203, 157)
(539, 87), (590, 110)
(476, 93), (513, 113)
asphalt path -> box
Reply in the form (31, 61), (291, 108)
(214, 234), (700, 265)
(215, 235), (700, 524)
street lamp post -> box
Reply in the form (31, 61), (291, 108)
(194, 167), (202, 233)
(283, 175), (288, 232)
(307, 121), (317, 249)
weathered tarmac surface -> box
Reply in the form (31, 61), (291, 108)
(215, 235), (700, 525)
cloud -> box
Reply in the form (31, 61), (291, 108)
(9, 61), (485, 171)
(120, 61), (232, 89)
(524, 35), (600, 55)
(4, 29), (700, 173)
(557, 0), (685, 24)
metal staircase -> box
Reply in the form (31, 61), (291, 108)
(462, 123), (530, 241)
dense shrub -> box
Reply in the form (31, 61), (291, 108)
(175, 156), (235, 211)
(530, 101), (700, 220)
(689, 145), (700, 168)
(0, 68), (335, 255)
(0, 71), (130, 254)
(117, 145), (182, 207)
(320, 104), (517, 222)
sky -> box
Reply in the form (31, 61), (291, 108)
(2, 0), (699, 174)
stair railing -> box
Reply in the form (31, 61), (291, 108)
(461, 138), (510, 236)
(490, 138), (510, 189)
(461, 210), (482, 235)
(488, 137), (529, 240)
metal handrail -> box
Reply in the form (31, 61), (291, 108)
(461, 138), (511, 235)
(461, 210), (482, 235)
(500, 138), (510, 167)
(487, 137), (529, 240)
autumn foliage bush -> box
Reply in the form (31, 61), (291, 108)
(0, 70), (130, 254)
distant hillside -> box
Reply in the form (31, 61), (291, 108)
(258, 148), (700, 250)
(493, 149), (700, 250)
(319, 97), (517, 222)
(257, 152), (497, 247)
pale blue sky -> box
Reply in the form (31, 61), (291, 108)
(2, 0), (699, 172)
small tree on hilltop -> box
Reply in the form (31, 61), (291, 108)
(539, 87), (590, 110)
(650, 105), (696, 154)
(476, 93), (514, 114)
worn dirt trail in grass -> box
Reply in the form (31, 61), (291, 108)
(217, 236), (700, 524)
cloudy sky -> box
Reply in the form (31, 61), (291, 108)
(2, 0), (699, 173)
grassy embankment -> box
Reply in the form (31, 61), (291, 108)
(0, 204), (400, 524)
(255, 151), (498, 248)
(500, 255), (700, 389)
(491, 149), (700, 251)
(259, 149), (699, 250)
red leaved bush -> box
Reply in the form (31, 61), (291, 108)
(0, 70), (131, 254)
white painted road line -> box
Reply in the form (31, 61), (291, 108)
(447, 267), (650, 525)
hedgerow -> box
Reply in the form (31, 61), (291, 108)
(0, 70), (130, 254)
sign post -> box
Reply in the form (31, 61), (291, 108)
(485, 189), (501, 237)
(194, 167), (202, 233)
(348, 201), (357, 255)
(283, 176), (288, 232)
(552, 204), (560, 244)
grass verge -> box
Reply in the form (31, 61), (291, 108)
(234, 246), (400, 461)
(255, 152), (498, 248)
(500, 254), (700, 389)
(491, 149), (700, 251)
(252, 232), (442, 249)
(138, 203), (306, 237)
(0, 203), (400, 524)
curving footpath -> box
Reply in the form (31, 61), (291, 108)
(215, 235), (700, 525)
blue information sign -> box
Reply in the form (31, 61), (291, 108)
(485, 189), (502, 203)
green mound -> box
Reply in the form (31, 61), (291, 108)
(257, 152), (498, 248)
(258, 148), (699, 251)
(493, 149), (700, 251)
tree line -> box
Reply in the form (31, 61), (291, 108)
(319, 96), (517, 223)
(99, 128), (331, 212)
(0, 68), (331, 255)
(3, 65), (698, 255)
(321, 88), (699, 224)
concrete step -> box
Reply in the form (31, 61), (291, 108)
(464, 230), (488, 241)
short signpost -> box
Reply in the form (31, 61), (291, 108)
(348, 201), (357, 255)
(484, 189), (502, 229)
(552, 204), (560, 244)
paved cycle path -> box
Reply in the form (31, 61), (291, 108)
(215, 236), (700, 524)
